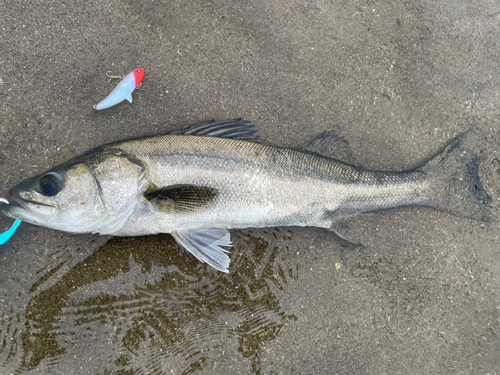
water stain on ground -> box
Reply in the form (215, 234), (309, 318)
(19, 231), (300, 374)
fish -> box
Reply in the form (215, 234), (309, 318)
(93, 68), (144, 110)
(0, 119), (492, 272)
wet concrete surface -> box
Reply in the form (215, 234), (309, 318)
(1, 0), (500, 373)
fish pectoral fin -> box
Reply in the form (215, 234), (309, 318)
(144, 184), (218, 213)
(168, 119), (257, 140)
(126, 93), (133, 103)
(171, 228), (232, 273)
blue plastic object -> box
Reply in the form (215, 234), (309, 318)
(0, 219), (21, 245)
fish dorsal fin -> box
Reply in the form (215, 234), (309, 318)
(172, 228), (232, 272)
(144, 185), (218, 213)
(169, 119), (257, 140)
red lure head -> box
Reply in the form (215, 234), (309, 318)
(133, 68), (145, 88)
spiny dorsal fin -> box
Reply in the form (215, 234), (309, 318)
(171, 228), (232, 273)
(169, 119), (257, 140)
(144, 185), (218, 213)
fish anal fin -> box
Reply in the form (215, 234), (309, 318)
(329, 221), (366, 246)
(331, 228), (364, 246)
(126, 93), (133, 103)
(171, 228), (232, 272)
(144, 184), (218, 213)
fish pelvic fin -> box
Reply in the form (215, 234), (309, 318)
(171, 228), (232, 273)
(419, 131), (492, 222)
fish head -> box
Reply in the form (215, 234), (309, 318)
(0, 161), (106, 232)
(0, 149), (148, 234)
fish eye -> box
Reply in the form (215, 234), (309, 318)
(38, 173), (62, 196)
(136, 70), (141, 74)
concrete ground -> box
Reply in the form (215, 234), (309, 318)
(0, 0), (499, 373)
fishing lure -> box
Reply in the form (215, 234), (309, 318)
(93, 68), (144, 110)
(0, 199), (20, 245)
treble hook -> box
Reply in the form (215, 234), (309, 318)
(105, 71), (125, 85)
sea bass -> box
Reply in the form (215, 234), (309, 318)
(0, 120), (491, 272)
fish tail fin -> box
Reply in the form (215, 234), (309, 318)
(419, 131), (492, 222)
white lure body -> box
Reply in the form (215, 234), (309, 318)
(94, 68), (144, 110)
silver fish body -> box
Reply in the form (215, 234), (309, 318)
(113, 134), (428, 234)
(0, 120), (491, 272)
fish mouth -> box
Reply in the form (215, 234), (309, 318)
(0, 195), (55, 223)
(0, 199), (28, 220)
